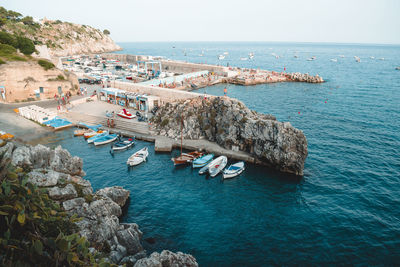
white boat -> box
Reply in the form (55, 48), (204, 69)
(127, 147), (149, 166)
(223, 161), (245, 179)
(370, 56), (375, 59)
(379, 57), (385, 60)
(208, 156), (228, 177)
(218, 55), (225, 60)
(223, 51), (229, 55)
(330, 58), (338, 62)
(93, 134), (118, 146)
(354, 56), (361, 62)
(339, 55), (345, 58)
(240, 57), (248, 61)
(87, 131), (108, 144)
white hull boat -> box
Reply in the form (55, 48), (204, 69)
(208, 156), (228, 177)
(223, 161), (245, 179)
(127, 147), (149, 166)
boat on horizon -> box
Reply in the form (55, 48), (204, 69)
(330, 58), (338, 62)
(218, 55), (225, 60)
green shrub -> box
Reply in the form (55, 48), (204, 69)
(103, 29), (110, 35)
(0, 43), (16, 56)
(38, 59), (55, 70)
(0, 31), (17, 47)
(0, 58), (5, 64)
(16, 36), (35, 55)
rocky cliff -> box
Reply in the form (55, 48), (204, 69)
(151, 97), (308, 175)
(0, 142), (198, 266)
(3, 17), (121, 57)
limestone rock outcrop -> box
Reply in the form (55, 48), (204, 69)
(152, 97), (308, 175)
(1, 142), (198, 266)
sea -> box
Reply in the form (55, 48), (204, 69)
(43, 42), (400, 266)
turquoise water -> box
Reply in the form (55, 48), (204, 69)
(48, 42), (400, 266)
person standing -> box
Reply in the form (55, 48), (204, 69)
(224, 87), (227, 96)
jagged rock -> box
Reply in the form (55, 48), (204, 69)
(90, 197), (122, 218)
(134, 250), (198, 267)
(48, 184), (78, 200)
(11, 144), (83, 175)
(152, 97), (308, 175)
(96, 186), (130, 207)
(62, 197), (86, 211)
(0, 142), (15, 168)
(28, 169), (70, 187)
(116, 223), (143, 255)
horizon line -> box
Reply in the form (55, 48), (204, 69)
(114, 40), (400, 46)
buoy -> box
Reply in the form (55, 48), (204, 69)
(298, 111), (301, 114)
(325, 101), (327, 103)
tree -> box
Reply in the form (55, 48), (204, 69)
(103, 29), (110, 35)
(6, 10), (22, 20)
(0, 18), (6, 27)
(21, 16), (34, 25)
(16, 36), (35, 55)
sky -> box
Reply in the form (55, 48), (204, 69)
(1, 0), (400, 44)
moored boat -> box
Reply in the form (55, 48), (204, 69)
(208, 156), (228, 177)
(87, 131), (108, 144)
(172, 151), (203, 166)
(223, 161), (245, 179)
(84, 130), (103, 139)
(93, 134), (118, 146)
(199, 161), (212, 175)
(111, 137), (135, 152)
(127, 147), (149, 166)
(192, 154), (214, 168)
(74, 128), (91, 136)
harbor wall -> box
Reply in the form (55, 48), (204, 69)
(113, 81), (203, 103)
(102, 53), (228, 75)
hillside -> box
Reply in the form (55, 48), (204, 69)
(0, 6), (121, 58)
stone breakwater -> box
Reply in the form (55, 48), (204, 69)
(151, 97), (308, 175)
(0, 142), (198, 267)
(226, 71), (324, 86)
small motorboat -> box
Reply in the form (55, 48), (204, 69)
(330, 58), (338, 62)
(0, 130), (14, 140)
(199, 161), (212, 175)
(223, 161), (245, 179)
(192, 154), (214, 168)
(172, 151), (203, 166)
(354, 56), (361, 62)
(208, 156), (228, 177)
(396, 67), (400, 70)
(126, 76), (133, 80)
(218, 55), (225, 60)
(127, 147), (149, 166)
(117, 109), (135, 119)
(111, 137), (135, 152)
(74, 128), (91, 136)
(94, 134), (118, 146)
(87, 131), (108, 144)
(240, 57), (248, 61)
(84, 130), (103, 139)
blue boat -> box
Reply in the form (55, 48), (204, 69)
(87, 131), (108, 144)
(111, 137), (135, 152)
(94, 134), (118, 146)
(193, 154), (214, 168)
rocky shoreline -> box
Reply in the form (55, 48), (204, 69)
(151, 96), (308, 175)
(0, 142), (198, 266)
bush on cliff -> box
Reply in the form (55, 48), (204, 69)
(16, 35), (35, 55)
(0, 160), (114, 266)
(38, 59), (55, 70)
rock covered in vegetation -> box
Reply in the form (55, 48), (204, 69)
(152, 97), (308, 175)
(1, 142), (198, 266)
